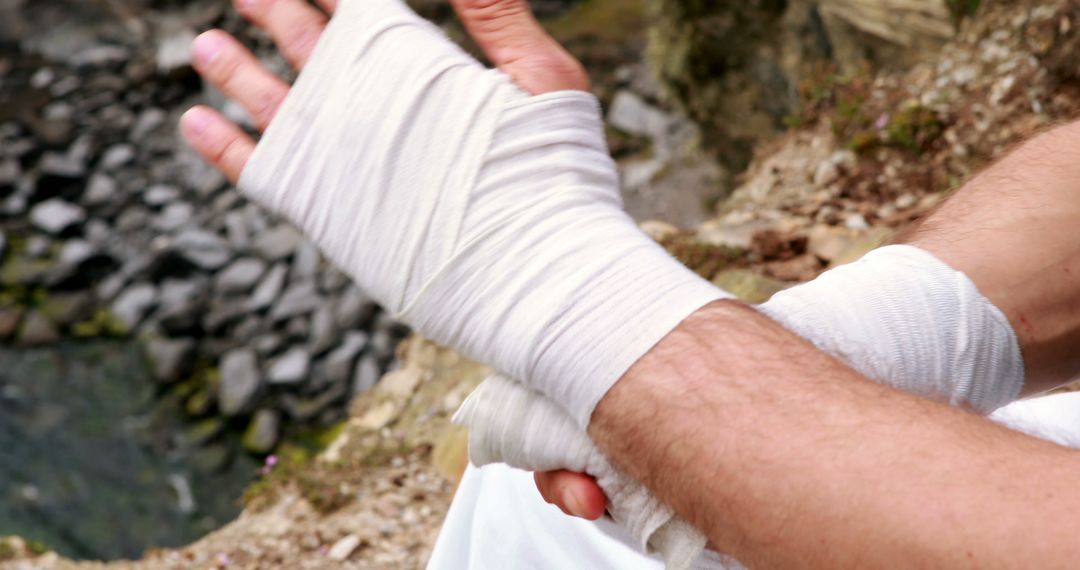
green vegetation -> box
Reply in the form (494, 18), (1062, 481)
(0, 538), (14, 561)
(70, 307), (129, 338)
(658, 231), (744, 280)
(946, 0), (982, 24)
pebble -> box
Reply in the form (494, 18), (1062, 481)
(215, 258), (267, 294)
(254, 224), (304, 261)
(100, 143), (136, 171)
(320, 331), (369, 385)
(327, 535), (361, 562)
(17, 311), (60, 347)
(173, 228), (233, 270)
(270, 281), (322, 321)
(241, 409), (280, 454)
(146, 337), (196, 384)
(83, 173), (118, 206)
(110, 283), (158, 331)
(247, 263), (288, 312)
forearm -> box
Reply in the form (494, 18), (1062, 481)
(591, 300), (1080, 568)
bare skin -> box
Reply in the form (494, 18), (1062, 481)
(184, 0), (1080, 564)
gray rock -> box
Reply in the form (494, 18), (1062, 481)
(223, 211), (250, 249)
(232, 316), (264, 342)
(607, 90), (675, 142)
(254, 333), (284, 356)
(144, 184), (180, 207)
(158, 299), (205, 336)
(30, 198), (85, 235)
(25, 235), (50, 258)
(247, 263), (288, 312)
(218, 348), (261, 417)
(174, 228), (232, 270)
(100, 144), (136, 171)
(335, 286), (377, 329)
(115, 206), (151, 233)
(284, 315), (310, 340)
(0, 158), (20, 189)
(96, 272), (127, 303)
(16, 311), (59, 347)
(267, 347), (311, 385)
(320, 331), (369, 385)
(370, 329), (396, 360)
(159, 278), (206, 309)
(58, 239), (95, 266)
(291, 243), (320, 280)
(242, 409), (280, 454)
(270, 281), (322, 321)
(131, 108), (167, 142)
(352, 354), (381, 395)
(215, 258), (267, 294)
(156, 28), (197, 76)
(145, 337), (195, 384)
(318, 267), (350, 294)
(254, 225), (303, 261)
(84, 219), (111, 243)
(308, 305), (339, 355)
(110, 283), (157, 331)
(202, 299), (248, 333)
(153, 201), (194, 232)
(0, 229), (5, 259)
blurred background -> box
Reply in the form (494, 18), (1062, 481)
(1, 0), (1079, 567)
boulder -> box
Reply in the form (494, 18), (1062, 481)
(254, 225), (304, 261)
(218, 348), (261, 416)
(352, 354), (382, 395)
(269, 280), (322, 321)
(247, 263), (288, 312)
(110, 283), (158, 331)
(16, 310), (60, 347)
(319, 331), (369, 385)
(173, 228), (233, 270)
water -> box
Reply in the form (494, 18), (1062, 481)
(0, 342), (258, 560)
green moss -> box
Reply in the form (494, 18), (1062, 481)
(884, 105), (944, 151)
(0, 538), (14, 561)
(24, 540), (47, 556)
(658, 231), (744, 280)
(71, 307), (129, 338)
(946, 0), (981, 24)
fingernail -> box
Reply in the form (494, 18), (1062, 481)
(561, 486), (585, 518)
(181, 108), (211, 138)
(193, 33), (226, 68)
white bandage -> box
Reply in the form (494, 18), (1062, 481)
(457, 245), (1025, 569)
(239, 0), (727, 427)
(454, 375), (712, 570)
(757, 245), (1024, 413)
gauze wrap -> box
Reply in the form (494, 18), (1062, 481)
(456, 245), (1024, 570)
(239, 0), (727, 427)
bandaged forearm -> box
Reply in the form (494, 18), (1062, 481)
(456, 246), (1025, 569)
(239, 0), (726, 427)
(757, 245), (1024, 413)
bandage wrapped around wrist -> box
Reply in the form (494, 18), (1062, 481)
(456, 245), (1024, 570)
(239, 0), (727, 427)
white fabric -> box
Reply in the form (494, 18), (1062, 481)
(757, 245), (1024, 413)
(434, 392), (1080, 570)
(454, 375), (712, 570)
(238, 0), (728, 427)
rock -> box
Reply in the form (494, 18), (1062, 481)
(144, 184), (180, 207)
(38, 291), (94, 326)
(29, 198), (85, 235)
(270, 281), (322, 321)
(807, 225), (858, 263)
(215, 258), (267, 294)
(334, 286), (377, 329)
(319, 331), (369, 385)
(844, 213), (870, 230)
(639, 220), (680, 241)
(327, 535), (361, 562)
(158, 299), (205, 336)
(25, 235), (51, 258)
(254, 224), (303, 261)
(284, 315), (310, 340)
(183, 418), (225, 447)
(291, 243), (320, 280)
(308, 305), (339, 355)
(156, 28), (197, 76)
(370, 329), (395, 361)
(0, 306), (25, 339)
(607, 90), (673, 141)
(100, 143), (136, 171)
(34, 152), (86, 200)
(145, 337), (196, 384)
(202, 299), (249, 333)
(247, 263), (288, 312)
(254, 334), (284, 356)
(223, 211), (251, 249)
(241, 409), (280, 454)
(173, 228), (232, 270)
(218, 348), (261, 417)
(352, 354), (381, 395)
(281, 381), (347, 421)
(153, 201), (194, 232)
(0, 230), (5, 259)
(696, 217), (774, 250)
(16, 310), (60, 346)
(0, 158), (20, 191)
(110, 283), (157, 331)
(711, 270), (792, 304)
(190, 444), (231, 474)
(267, 347), (311, 385)
(159, 277), (206, 308)
(131, 108), (167, 142)
(318, 267), (350, 293)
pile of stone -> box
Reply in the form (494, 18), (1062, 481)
(0, 0), (408, 454)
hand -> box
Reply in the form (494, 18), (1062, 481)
(181, 0), (589, 181)
(534, 469), (606, 520)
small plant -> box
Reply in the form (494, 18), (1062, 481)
(0, 538), (15, 561)
(946, 0), (981, 24)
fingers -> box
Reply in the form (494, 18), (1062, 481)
(450, 0), (590, 95)
(192, 30), (290, 131)
(312, 0), (337, 13)
(233, 0), (328, 69)
(534, 470), (607, 521)
(180, 106), (256, 184)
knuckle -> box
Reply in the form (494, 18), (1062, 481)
(458, 0), (531, 31)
